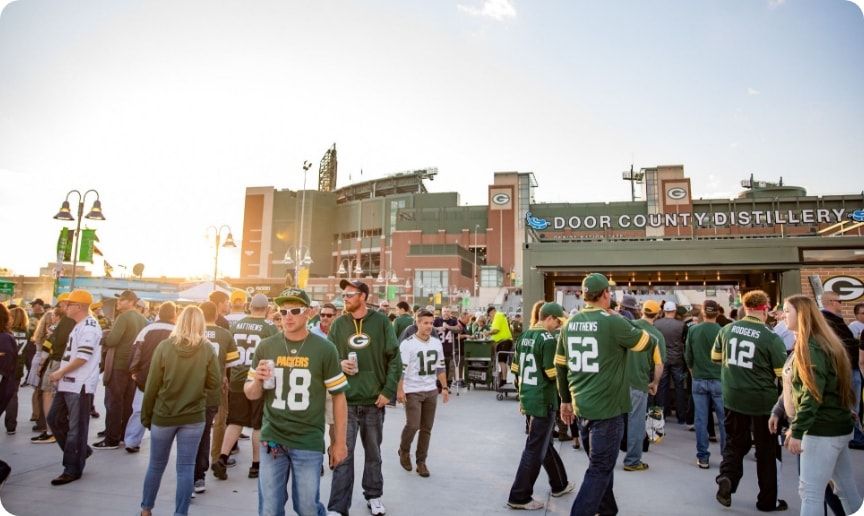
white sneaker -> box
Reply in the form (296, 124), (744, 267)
(194, 479), (206, 493)
(367, 498), (386, 515)
(551, 481), (576, 497)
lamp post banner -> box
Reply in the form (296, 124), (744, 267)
(56, 227), (73, 262)
(79, 229), (98, 263)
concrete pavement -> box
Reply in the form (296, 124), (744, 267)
(1, 382), (862, 515)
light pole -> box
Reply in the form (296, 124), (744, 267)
(337, 258), (363, 280)
(207, 225), (236, 290)
(473, 224), (479, 297)
(296, 160), (313, 282)
(283, 246), (313, 287)
(53, 189), (105, 290)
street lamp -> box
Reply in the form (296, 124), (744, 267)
(337, 258), (363, 279)
(207, 225), (236, 290)
(283, 246), (313, 286)
(473, 224), (479, 297)
(296, 160), (313, 279)
(53, 189), (105, 289)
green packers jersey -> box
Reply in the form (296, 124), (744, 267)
(554, 306), (652, 420)
(229, 317), (278, 392)
(393, 314), (414, 342)
(511, 325), (558, 417)
(205, 324), (240, 407)
(685, 322), (722, 380)
(250, 332), (349, 453)
(711, 316), (786, 415)
(625, 320), (665, 392)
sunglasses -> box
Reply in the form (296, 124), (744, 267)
(279, 307), (307, 316)
(320, 313), (336, 318)
(342, 292), (361, 299)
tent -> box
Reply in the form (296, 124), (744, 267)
(177, 282), (231, 302)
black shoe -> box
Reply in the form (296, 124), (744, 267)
(0, 460), (10, 489)
(212, 459), (227, 480)
(248, 465), (259, 479)
(571, 438), (581, 450)
(6, 428), (15, 436)
(125, 446), (140, 453)
(90, 409), (100, 418)
(716, 476), (732, 507)
(849, 441), (864, 450)
(50, 473), (81, 486)
(92, 439), (119, 450)
(31, 432), (55, 444)
(758, 499), (788, 512)
(97, 429), (106, 438)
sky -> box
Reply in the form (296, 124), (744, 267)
(1, 0), (862, 280)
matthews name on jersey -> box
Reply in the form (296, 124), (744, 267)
(229, 317), (278, 392)
(554, 307), (652, 420)
(711, 315), (786, 415)
(249, 332), (348, 453)
(399, 334), (445, 393)
(511, 325), (558, 417)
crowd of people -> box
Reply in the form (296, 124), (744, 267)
(0, 275), (862, 516)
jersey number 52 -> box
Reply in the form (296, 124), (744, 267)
(567, 336), (600, 373)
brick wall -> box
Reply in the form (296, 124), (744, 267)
(799, 266), (864, 320)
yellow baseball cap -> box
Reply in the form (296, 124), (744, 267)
(230, 289), (247, 303)
(642, 300), (662, 315)
(67, 289), (94, 305)
(57, 292), (71, 302)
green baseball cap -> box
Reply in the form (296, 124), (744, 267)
(274, 288), (311, 307)
(582, 273), (610, 295)
(539, 302), (565, 318)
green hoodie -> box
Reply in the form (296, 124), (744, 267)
(790, 337), (855, 439)
(141, 336), (220, 428)
(328, 309), (401, 405)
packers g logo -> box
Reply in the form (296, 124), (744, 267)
(348, 333), (371, 349)
(667, 187), (687, 200)
(823, 276), (864, 302)
(491, 192), (510, 205)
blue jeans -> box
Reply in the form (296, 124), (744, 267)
(692, 378), (726, 462)
(657, 363), (688, 423)
(571, 415), (625, 516)
(799, 433), (863, 516)
(258, 443), (326, 516)
(624, 388), (647, 467)
(124, 389), (145, 448)
(141, 422), (206, 516)
(47, 387), (93, 478)
(508, 407), (568, 504)
(328, 405), (385, 516)
(850, 370), (864, 445)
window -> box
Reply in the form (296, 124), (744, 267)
(480, 267), (503, 288)
(413, 270), (448, 300)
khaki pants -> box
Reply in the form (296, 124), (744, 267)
(399, 389), (439, 464)
(210, 385), (229, 463)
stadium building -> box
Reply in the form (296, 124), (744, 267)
(238, 149), (864, 317)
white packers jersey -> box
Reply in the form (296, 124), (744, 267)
(399, 334), (444, 393)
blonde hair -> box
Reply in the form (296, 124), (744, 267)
(10, 307), (29, 332)
(785, 295), (853, 407)
(169, 306), (207, 347)
(529, 300), (545, 327)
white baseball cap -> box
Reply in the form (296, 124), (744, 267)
(663, 301), (677, 312)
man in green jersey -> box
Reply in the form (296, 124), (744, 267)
(507, 302), (575, 510)
(684, 299), (726, 470)
(246, 288), (349, 516)
(623, 300), (665, 472)
(327, 279), (401, 516)
(554, 274), (652, 516)
(392, 301), (413, 343)
(711, 290), (787, 511)
(213, 293), (278, 480)
(195, 301), (241, 494)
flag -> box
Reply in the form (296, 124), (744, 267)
(78, 229), (99, 263)
(103, 260), (114, 278)
(56, 228), (73, 262)
(297, 267), (310, 289)
(386, 285), (398, 301)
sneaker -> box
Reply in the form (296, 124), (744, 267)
(212, 459), (227, 480)
(31, 432), (55, 444)
(194, 479), (206, 493)
(506, 499), (544, 510)
(416, 463), (429, 477)
(697, 458), (709, 469)
(248, 465), (259, 479)
(92, 439), (120, 450)
(367, 497), (386, 515)
(687, 424), (695, 431)
(623, 462), (649, 471)
(50, 473), (80, 486)
(551, 481), (576, 497)
(571, 439), (580, 450)
(238, 433), (250, 440)
(126, 446), (140, 454)
(397, 449), (412, 471)
(716, 476), (732, 507)
(6, 428), (15, 436)
(226, 457), (237, 468)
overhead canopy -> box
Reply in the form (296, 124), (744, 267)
(177, 282), (231, 302)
